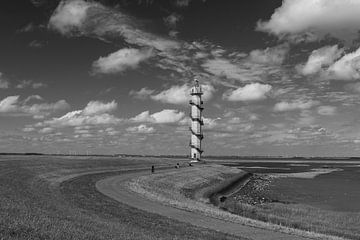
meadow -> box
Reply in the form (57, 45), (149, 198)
(0, 155), (238, 240)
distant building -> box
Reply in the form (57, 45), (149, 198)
(189, 78), (204, 162)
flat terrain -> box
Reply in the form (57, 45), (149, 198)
(0, 155), (240, 240)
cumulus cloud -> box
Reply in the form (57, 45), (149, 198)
(0, 95), (70, 118)
(274, 100), (319, 112)
(317, 106), (337, 116)
(249, 43), (289, 65)
(92, 48), (153, 74)
(126, 124), (155, 134)
(0, 96), (19, 113)
(325, 47), (360, 80)
(25, 100), (70, 119)
(257, 0), (360, 43)
(150, 84), (215, 104)
(37, 100), (121, 128)
(82, 100), (117, 115)
(131, 109), (185, 124)
(297, 45), (344, 75)
(297, 45), (360, 80)
(223, 83), (272, 102)
(48, 0), (91, 35)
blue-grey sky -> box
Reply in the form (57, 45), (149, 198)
(1, 0), (360, 156)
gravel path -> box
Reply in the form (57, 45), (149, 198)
(96, 169), (312, 240)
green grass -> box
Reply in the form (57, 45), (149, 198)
(0, 156), (239, 240)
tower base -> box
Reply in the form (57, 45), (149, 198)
(190, 159), (200, 163)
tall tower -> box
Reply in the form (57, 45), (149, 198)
(189, 78), (204, 162)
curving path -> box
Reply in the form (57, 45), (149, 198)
(96, 169), (312, 240)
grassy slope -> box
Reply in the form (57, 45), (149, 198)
(221, 178), (360, 240)
(0, 156), (238, 240)
(128, 164), (345, 240)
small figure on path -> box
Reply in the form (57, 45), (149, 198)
(151, 165), (155, 173)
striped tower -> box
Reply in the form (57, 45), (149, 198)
(189, 78), (204, 162)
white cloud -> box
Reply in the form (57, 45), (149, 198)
(131, 109), (185, 124)
(298, 45), (344, 75)
(201, 58), (248, 81)
(151, 84), (215, 105)
(24, 95), (43, 104)
(126, 124), (155, 134)
(49, 0), (179, 51)
(48, 0), (91, 35)
(38, 100), (120, 128)
(325, 47), (360, 80)
(129, 87), (155, 100)
(257, 0), (360, 43)
(223, 83), (272, 102)
(0, 96), (19, 113)
(39, 127), (55, 134)
(104, 127), (119, 136)
(0, 96), (69, 118)
(82, 100), (117, 115)
(25, 100), (70, 119)
(274, 100), (319, 112)
(317, 106), (337, 116)
(92, 48), (153, 74)
(249, 43), (289, 65)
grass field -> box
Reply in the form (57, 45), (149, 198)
(0, 155), (239, 240)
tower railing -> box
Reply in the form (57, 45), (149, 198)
(189, 115), (204, 125)
(189, 143), (204, 154)
(189, 100), (204, 110)
(189, 127), (204, 140)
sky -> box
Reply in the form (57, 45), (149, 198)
(1, 0), (360, 156)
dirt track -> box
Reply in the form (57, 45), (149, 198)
(96, 168), (311, 240)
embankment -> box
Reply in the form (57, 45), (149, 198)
(126, 164), (342, 240)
